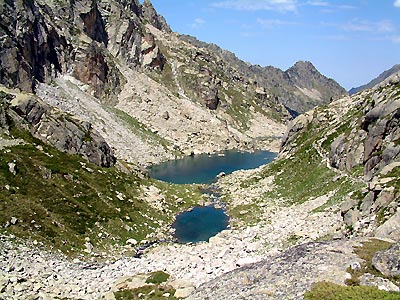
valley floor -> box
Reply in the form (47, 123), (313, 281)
(0, 167), (370, 299)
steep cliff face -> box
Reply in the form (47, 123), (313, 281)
(0, 0), (69, 91)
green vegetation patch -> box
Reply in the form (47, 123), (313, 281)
(346, 239), (393, 286)
(0, 125), (202, 255)
(114, 285), (177, 300)
(145, 271), (170, 284)
(304, 281), (400, 300)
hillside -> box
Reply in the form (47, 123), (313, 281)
(349, 64), (400, 95)
(0, 0), (398, 299)
(0, 0), (347, 166)
(190, 72), (400, 300)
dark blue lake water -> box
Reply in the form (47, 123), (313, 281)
(149, 150), (277, 184)
(173, 206), (229, 243)
(150, 150), (276, 243)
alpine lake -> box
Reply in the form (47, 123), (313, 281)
(149, 150), (277, 243)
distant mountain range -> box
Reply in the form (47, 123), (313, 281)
(349, 64), (400, 95)
(180, 35), (347, 115)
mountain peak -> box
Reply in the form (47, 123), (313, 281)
(289, 61), (317, 72)
(141, 0), (172, 32)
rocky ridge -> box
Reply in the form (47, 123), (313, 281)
(0, 87), (115, 167)
(349, 64), (400, 95)
(180, 35), (347, 114)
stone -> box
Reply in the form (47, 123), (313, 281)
(375, 211), (400, 241)
(0, 275), (9, 293)
(84, 242), (93, 253)
(169, 279), (194, 290)
(340, 198), (358, 214)
(359, 273), (400, 292)
(101, 292), (116, 300)
(343, 209), (360, 227)
(236, 257), (258, 267)
(126, 239), (138, 246)
(162, 111), (170, 120)
(114, 275), (148, 291)
(174, 287), (195, 298)
(7, 162), (17, 175)
(372, 243), (400, 277)
(360, 192), (375, 216)
(10, 217), (18, 225)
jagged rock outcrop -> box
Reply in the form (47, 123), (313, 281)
(2, 89), (115, 167)
(80, 0), (108, 46)
(141, 32), (165, 69)
(141, 0), (172, 33)
(329, 85), (400, 180)
(0, 0), (69, 91)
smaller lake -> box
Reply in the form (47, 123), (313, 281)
(149, 150), (277, 184)
(173, 206), (229, 243)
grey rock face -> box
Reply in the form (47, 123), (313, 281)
(0, 0), (69, 92)
(189, 241), (360, 300)
(372, 243), (400, 277)
(80, 0), (108, 46)
(141, 0), (172, 33)
(8, 93), (116, 167)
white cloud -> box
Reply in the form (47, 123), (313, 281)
(191, 18), (206, 29)
(391, 35), (400, 43)
(257, 18), (298, 29)
(306, 1), (329, 6)
(211, 0), (298, 12)
(394, 0), (400, 8)
(306, 1), (355, 11)
(343, 19), (395, 33)
(194, 18), (205, 24)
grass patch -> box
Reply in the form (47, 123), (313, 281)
(304, 281), (400, 300)
(346, 239), (393, 286)
(0, 125), (203, 255)
(145, 271), (170, 284)
(114, 285), (177, 300)
(229, 203), (262, 226)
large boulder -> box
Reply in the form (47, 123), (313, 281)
(372, 243), (400, 277)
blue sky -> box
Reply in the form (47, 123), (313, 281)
(148, 0), (400, 90)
